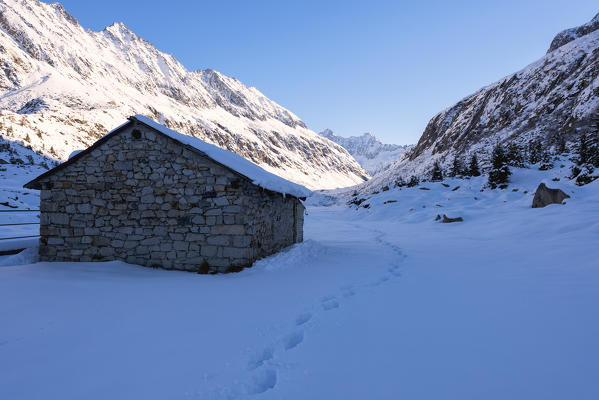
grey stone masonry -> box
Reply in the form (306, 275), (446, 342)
(32, 122), (305, 272)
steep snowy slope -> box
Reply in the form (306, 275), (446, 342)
(362, 13), (599, 191)
(319, 129), (411, 175)
(0, 0), (368, 190)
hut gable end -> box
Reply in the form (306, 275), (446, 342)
(31, 121), (304, 272)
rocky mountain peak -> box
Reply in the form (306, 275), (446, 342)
(50, 1), (79, 26)
(360, 11), (599, 192)
(319, 129), (411, 176)
(0, 0), (368, 190)
(547, 12), (599, 53)
(103, 21), (136, 38)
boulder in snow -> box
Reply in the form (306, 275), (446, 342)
(441, 214), (463, 223)
(532, 183), (570, 208)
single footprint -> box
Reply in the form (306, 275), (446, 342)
(389, 268), (402, 277)
(248, 368), (277, 394)
(321, 297), (340, 311)
(341, 286), (356, 298)
(283, 330), (304, 350)
(247, 346), (274, 371)
(295, 312), (312, 326)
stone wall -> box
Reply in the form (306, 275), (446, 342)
(36, 122), (304, 272)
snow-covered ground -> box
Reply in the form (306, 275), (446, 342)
(0, 164), (42, 252)
(1, 166), (598, 399)
(0, 164), (43, 211)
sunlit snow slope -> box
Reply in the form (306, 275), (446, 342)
(0, 0), (368, 190)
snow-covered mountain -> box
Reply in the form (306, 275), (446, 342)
(362, 13), (599, 191)
(0, 0), (368, 190)
(318, 129), (411, 175)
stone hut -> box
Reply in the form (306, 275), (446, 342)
(24, 115), (309, 273)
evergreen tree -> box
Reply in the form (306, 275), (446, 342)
(572, 114), (599, 185)
(431, 162), (444, 182)
(407, 176), (419, 187)
(450, 156), (463, 177)
(506, 143), (524, 167)
(527, 139), (543, 164)
(467, 154), (481, 177)
(589, 113), (599, 168)
(395, 177), (407, 187)
(488, 143), (511, 188)
(538, 147), (554, 170)
(576, 132), (592, 165)
(557, 135), (567, 154)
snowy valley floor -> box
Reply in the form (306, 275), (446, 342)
(1, 168), (599, 399)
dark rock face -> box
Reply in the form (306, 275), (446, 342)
(17, 98), (48, 114)
(548, 13), (599, 53)
(532, 183), (570, 208)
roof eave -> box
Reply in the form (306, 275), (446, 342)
(132, 116), (304, 200)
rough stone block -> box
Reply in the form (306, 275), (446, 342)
(211, 225), (245, 235)
(233, 235), (252, 247)
(201, 245), (217, 257)
(207, 235), (230, 246)
(173, 241), (189, 251)
(185, 233), (204, 241)
(50, 213), (69, 225)
(77, 204), (91, 213)
(99, 247), (115, 257)
(47, 237), (64, 245)
(223, 247), (248, 259)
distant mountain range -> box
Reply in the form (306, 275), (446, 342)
(318, 129), (412, 176)
(0, 0), (368, 190)
(362, 12), (599, 192)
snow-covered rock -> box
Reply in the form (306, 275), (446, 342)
(361, 13), (599, 192)
(318, 129), (411, 175)
(548, 12), (599, 53)
(0, 0), (368, 190)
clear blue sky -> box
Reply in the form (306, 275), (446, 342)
(50, 0), (597, 144)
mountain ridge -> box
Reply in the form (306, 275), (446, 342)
(318, 129), (411, 175)
(0, 0), (368, 190)
(359, 12), (599, 192)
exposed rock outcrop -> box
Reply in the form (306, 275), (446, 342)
(548, 13), (599, 53)
(532, 183), (570, 208)
(441, 215), (463, 223)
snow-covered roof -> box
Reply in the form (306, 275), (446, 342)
(24, 116), (311, 198)
(25, 115), (310, 198)
(131, 115), (310, 198)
